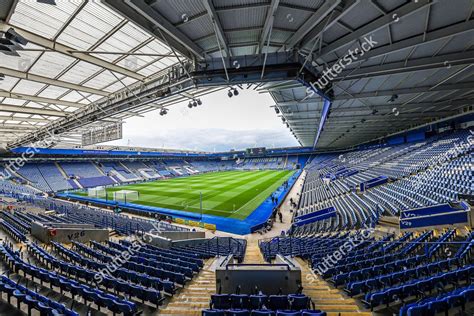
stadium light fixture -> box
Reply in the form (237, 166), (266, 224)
(197, 99), (202, 105)
(388, 94), (399, 103)
(233, 88), (239, 96)
(5, 28), (28, 46)
(227, 90), (233, 98)
(188, 102), (193, 108)
(193, 100), (198, 107)
(274, 107), (280, 114)
(37, 0), (57, 4)
(0, 28), (28, 56)
(281, 117), (286, 122)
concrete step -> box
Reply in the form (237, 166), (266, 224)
(294, 258), (371, 315)
(158, 258), (216, 315)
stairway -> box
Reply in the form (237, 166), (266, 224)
(243, 239), (265, 263)
(54, 162), (69, 179)
(158, 258), (216, 315)
(295, 258), (372, 316)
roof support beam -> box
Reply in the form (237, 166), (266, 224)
(125, 0), (203, 59)
(300, 0), (360, 49)
(349, 19), (474, 63)
(333, 82), (474, 100)
(203, 0), (230, 57)
(0, 67), (109, 96)
(318, 0), (432, 58)
(0, 104), (68, 116)
(0, 115), (52, 123)
(0, 23), (145, 81)
(336, 51), (474, 80)
(258, 0), (280, 53)
(285, 0), (341, 49)
(0, 92), (85, 108)
(0, 126), (38, 132)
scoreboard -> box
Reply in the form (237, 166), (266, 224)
(82, 123), (122, 146)
(246, 147), (266, 156)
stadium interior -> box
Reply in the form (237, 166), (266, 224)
(0, 0), (473, 316)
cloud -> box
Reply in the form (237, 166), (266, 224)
(109, 128), (299, 151)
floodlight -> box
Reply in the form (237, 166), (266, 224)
(388, 94), (398, 103)
(281, 117), (286, 122)
(0, 44), (19, 56)
(188, 102), (193, 108)
(233, 88), (239, 96)
(227, 90), (233, 98)
(197, 99), (202, 105)
(274, 107), (280, 114)
(37, 0), (57, 5)
(193, 100), (198, 107)
(5, 28), (28, 46)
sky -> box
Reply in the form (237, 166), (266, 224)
(105, 89), (299, 152)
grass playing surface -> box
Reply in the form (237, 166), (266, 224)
(82, 170), (294, 220)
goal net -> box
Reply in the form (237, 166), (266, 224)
(87, 187), (106, 199)
(112, 190), (139, 203)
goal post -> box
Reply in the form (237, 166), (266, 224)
(87, 186), (106, 199)
(112, 190), (139, 203)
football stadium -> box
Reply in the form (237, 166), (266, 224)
(0, 0), (473, 315)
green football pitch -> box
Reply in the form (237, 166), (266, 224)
(82, 170), (294, 220)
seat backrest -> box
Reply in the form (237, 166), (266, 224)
(211, 294), (231, 309)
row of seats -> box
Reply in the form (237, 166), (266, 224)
(202, 310), (326, 315)
(203, 293), (326, 316)
(363, 265), (474, 310)
(0, 220), (27, 243)
(294, 129), (472, 233)
(50, 240), (175, 294)
(399, 284), (474, 316)
(50, 241), (166, 305)
(0, 274), (78, 316)
(2, 243), (137, 315)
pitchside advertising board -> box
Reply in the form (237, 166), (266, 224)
(400, 202), (472, 230)
(173, 217), (216, 231)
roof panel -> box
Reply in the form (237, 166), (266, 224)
(58, 61), (102, 84)
(60, 90), (86, 103)
(11, 79), (46, 95)
(428, 0), (472, 31)
(82, 70), (117, 89)
(28, 52), (76, 78)
(9, 0), (81, 39)
(56, 1), (124, 50)
(0, 77), (20, 91)
(151, 0), (205, 24)
(0, 42), (43, 71)
(92, 22), (151, 62)
(103, 77), (137, 93)
(3, 98), (28, 106)
(37, 86), (70, 99)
